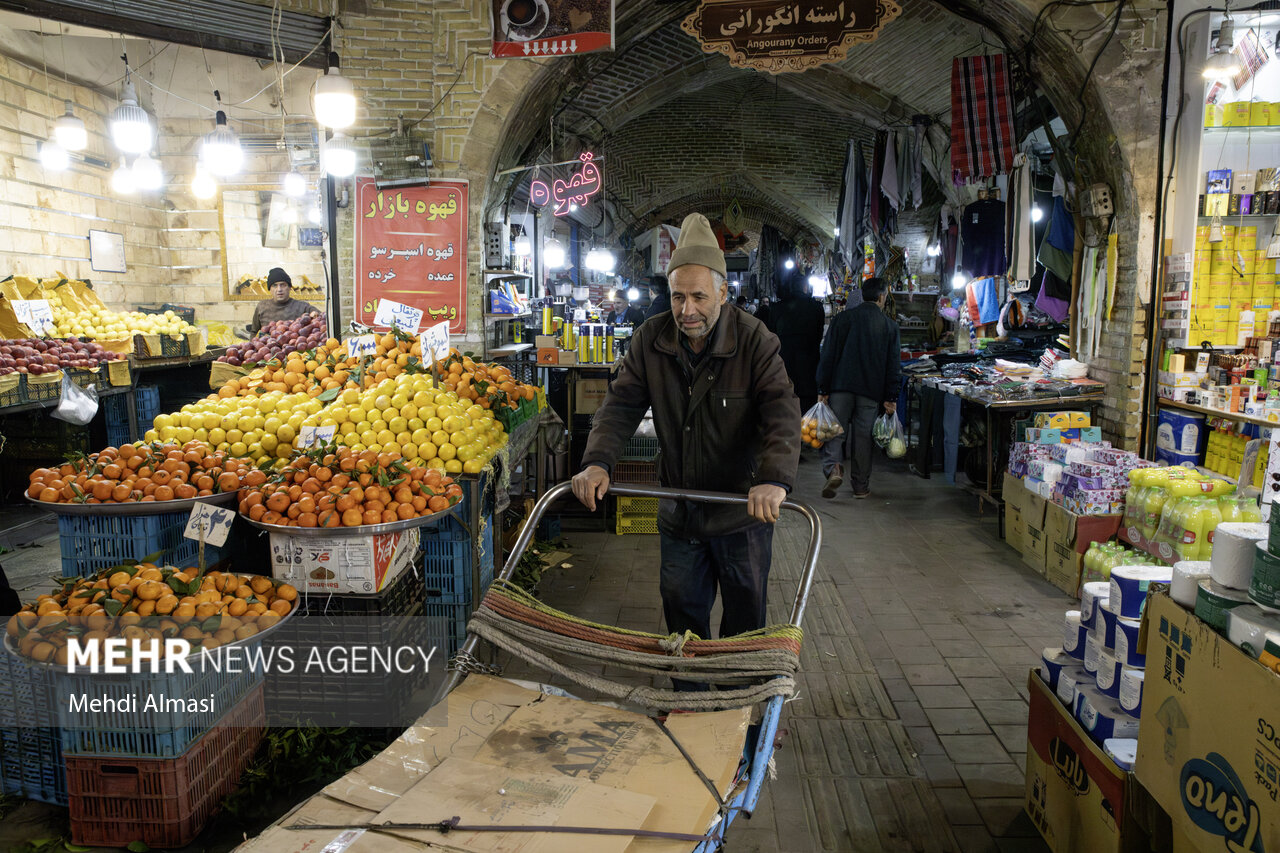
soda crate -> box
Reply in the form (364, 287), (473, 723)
(425, 599), (470, 658)
(612, 460), (659, 486)
(104, 386), (160, 446)
(616, 512), (659, 535)
(56, 654), (263, 758)
(620, 435), (659, 461)
(57, 511), (221, 578)
(67, 683), (265, 849)
(616, 496), (659, 514)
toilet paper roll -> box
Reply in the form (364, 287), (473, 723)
(1063, 610), (1087, 659)
(1080, 582), (1111, 631)
(1195, 577), (1252, 631)
(1110, 565), (1173, 618)
(1119, 667), (1145, 718)
(1040, 648), (1074, 691)
(1094, 650), (1123, 699)
(1083, 631), (1102, 674)
(1104, 738), (1139, 771)
(1098, 601), (1120, 651)
(1250, 543), (1280, 612)
(1224, 605), (1280, 656)
(1114, 616), (1146, 668)
(1056, 665), (1089, 708)
(1172, 561), (1212, 608)
(1211, 523), (1269, 589)
(1076, 688), (1141, 742)
(1073, 684), (1104, 721)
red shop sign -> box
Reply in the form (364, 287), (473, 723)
(353, 178), (468, 334)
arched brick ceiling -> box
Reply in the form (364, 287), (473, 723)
(490, 0), (986, 244)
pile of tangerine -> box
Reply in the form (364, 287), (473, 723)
(239, 446), (461, 528)
(27, 441), (255, 504)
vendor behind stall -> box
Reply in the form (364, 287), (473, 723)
(249, 268), (314, 333)
(606, 291), (646, 326)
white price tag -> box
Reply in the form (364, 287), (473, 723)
(298, 424), (337, 448)
(346, 334), (377, 358)
(419, 320), (451, 363)
(13, 300), (54, 335)
(373, 298), (424, 334)
(184, 503), (235, 548)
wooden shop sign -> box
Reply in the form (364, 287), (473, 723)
(682, 0), (901, 73)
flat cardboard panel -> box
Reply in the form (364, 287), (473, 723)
(1025, 671), (1132, 853)
(1006, 504), (1028, 551)
(1004, 472), (1032, 516)
(1022, 493), (1050, 575)
(574, 377), (609, 414)
(1135, 593), (1280, 853)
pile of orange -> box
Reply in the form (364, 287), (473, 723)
(437, 350), (537, 411)
(26, 441), (254, 504)
(5, 564), (298, 664)
(238, 445), (461, 528)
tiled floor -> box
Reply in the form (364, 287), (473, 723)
(508, 457), (1073, 852)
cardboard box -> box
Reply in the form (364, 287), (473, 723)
(1043, 502), (1124, 597)
(1003, 472), (1031, 551)
(1021, 491), (1050, 575)
(574, 376), (609, 414)
(1026, 670), (1151, 853)
(535, 334), (558, 349)
(1135, 593), (1280, 853)
(537, 347), (559, 364)
(268, 527), (419, 594)
(557, 349), (578, 366)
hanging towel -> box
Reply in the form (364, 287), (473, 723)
(1009, 155), (1036, 282)
(896, 130), (913, 209)
(1038, 195), (1075, 283)
(837, 140), (868, 268)
(882, 132), (901, 212)
(870, 131), (885, 233)
(951, 54), (1018, 181)
(1105, 222), (1119, 321)
(1036, 268), (1071, 323)
(966, 276), (1001, 325)
(912, 123), (925, 210)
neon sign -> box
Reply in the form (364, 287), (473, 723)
(530, 152), (601, 216)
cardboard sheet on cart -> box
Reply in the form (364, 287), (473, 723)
(243, 674), (750, 853)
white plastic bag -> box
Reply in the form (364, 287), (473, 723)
(874, 412), (906, 458)
(801, 401), (844, 448)
(51, 373), (99, 425)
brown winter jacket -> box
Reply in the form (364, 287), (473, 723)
(582, 303), (801, 538)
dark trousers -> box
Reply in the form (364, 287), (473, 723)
(659, 523), (774, 641)
(821, 392), (880, 492)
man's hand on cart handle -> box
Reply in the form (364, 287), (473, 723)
(572, 465), (611, 511)
(748, 484), (785, 524)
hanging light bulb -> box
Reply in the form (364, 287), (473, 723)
(110, 158), (135, 194)
(132, 151), (163, 191)
(952, 272), (969, 290)
(283, 171), (306, 197)
(543, 238), (567, 270)
(110, 80), (153, 154)
(626, 287), (640, 301)
(926, 243), (941, 257)
(833, 226), (840, 236)
(585, 247), (615, 273)
(1030, 205), (1044, 223)
(308, 201), (323, 224)
(314, 52), (356, 129)
(1203, 12), (1243, 83)
(200, 110), (243, 177)
(191, 167), (217, 200)
(513, 233), (532, 256)
(808, 274), (826, 291)
(322, 133), (357, 177)
(38, 141), (69, 171)
(784, 258), (796, 270)
(53, 100), (86, 151)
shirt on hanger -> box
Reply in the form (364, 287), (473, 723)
(961, 198), (1006, 278)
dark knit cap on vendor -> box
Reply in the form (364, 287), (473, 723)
(267, 267), (292, 287)
(666, 213), (726, 278)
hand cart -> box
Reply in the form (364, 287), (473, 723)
(439, 480), (822, 851)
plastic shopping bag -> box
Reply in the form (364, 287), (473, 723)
(874, 412), (907, 458)
(51, 372), (99, 426)
(801, 401), (844, 449)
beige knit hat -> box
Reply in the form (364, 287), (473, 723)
(667, 213), (726, 277)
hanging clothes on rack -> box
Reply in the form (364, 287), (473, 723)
(882, 131), (901, 212)
(1008, 154), (1036, 283)
(965, 276), (1001, 325)
(960, 196), (1006, 277)
(950, 54), (1017, 181)
(896, 130), (913, 210)
(911, 122), (925, 210)
(837, 140), (868, 268)
(870, 131), (886, 234)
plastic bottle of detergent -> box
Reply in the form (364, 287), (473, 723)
(1190, 496), (1225, 561)
(1142, 468), (1187, 540)
(1160, 495), (1192, 557)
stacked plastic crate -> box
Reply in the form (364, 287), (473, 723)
(419, 471), (496, 657)
(104, 385), (161, 447)
(56, 510), (220, 577)
(0, 650), (65, 805)
(614, 431), (659, 534)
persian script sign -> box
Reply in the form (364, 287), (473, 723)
(682, 0), (902, 73)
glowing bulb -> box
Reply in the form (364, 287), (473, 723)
(314, 52), (357, 129)
(132, 152), (163, 191)
(627, 287), (640, 301)
(1203, 17), (1242, 82)
(322, 133), (356, 177)
(784, 258), (796, 270)
(569, 203), (579, 212)
(38, 141), (69, 171)
(808, 274), (825, 290)
(191, 168), (217, 199)
(833, 227), (840, 236)
(283, 171), (306, 197)
(109, 81), (152, 154)
(53, 100), (86, 151)
(585, 247), (615, 273)
(952, 272), (968, 290)
(308, 203), (323, 225)
(513, 234), (532, 256)
(1031, 205), (1044, 223)
(201, 111), (243, 177)
(543, 239), (567, 270)
(110, 158), (135, 194)
(926, 243), (941, 257)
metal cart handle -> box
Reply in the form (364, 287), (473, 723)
(495, 481), (822, 628)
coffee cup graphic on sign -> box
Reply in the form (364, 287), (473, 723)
(499, 0), (549, 40)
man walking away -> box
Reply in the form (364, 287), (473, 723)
(769, 270), (825, 416)
(572, 212), (800, 663)
(645, 275), (671, 320)
(815, 276), (900, 499)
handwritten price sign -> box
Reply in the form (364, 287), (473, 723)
(184, 503), (235, 548)
(298, 424), (337, 448)
(373, 298), (425, 334)
(347, 335), (377, 358)
(13, 300), (55, 335)
(419, 321), (451, 363)
(354, 179), (468, 335)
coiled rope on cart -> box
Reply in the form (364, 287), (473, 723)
(466, 579), (802, 711)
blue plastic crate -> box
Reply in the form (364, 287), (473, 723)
(104, 386), (160, 447)
(57, 511), (221, 578)
(54, 654), (264, 758)
(0, 726), (67, 805)
(0, 650), (55, 728)
(424, 599), (469, 658)
(421, 519), (472, 604)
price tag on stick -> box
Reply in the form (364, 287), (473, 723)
(346, 335), (377, 358)
(419, 320), (451, 362)
(184, 503), (235, 548)
(373, 298), (424, 334)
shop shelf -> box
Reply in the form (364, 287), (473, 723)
(0, 727), (67, 805)
(66, 684), (265, 849)
(620, 435), (659, 461)
(104, 385), (160, 447)
(616, 512), (659, 535)
(57, 511), (222, 578)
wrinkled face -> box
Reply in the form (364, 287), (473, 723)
(271, 281), (291, 303)
(670, 265), (727, 341)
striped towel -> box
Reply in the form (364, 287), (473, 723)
(951, 54), (1017, 180)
